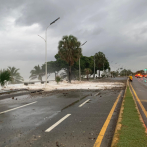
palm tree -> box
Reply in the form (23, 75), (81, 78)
(0, 69), (12, 87)
(7, 66), (24, 84)
(95, 52), (109, 77)
(84, 68), (92, 80)
(29, 65), (44, 82)
(58, 35), (82, 83)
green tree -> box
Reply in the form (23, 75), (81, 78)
(120, 69), (133, 76)
(58, 35), (82, 83)
(7, 66), (24, 84)
(54, 54), (68, 71)
(84, 68), (92, 80)
(0, 70), (12, 87)
(111, 71), (118, 77)
(135, 70), (144, 75)
(29, 65), (44, 82)
(95, 52), (110, 77)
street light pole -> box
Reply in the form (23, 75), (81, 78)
(45, 30), (47, 86)
(79, 58), (80, 81)
(94, 55), (95, 79)
(79, 41), (87, 82)
(38, 17), (60, 86)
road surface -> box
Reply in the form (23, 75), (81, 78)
(0, 85), (125, 147)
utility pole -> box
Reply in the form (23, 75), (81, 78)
(79, 58), (81, 81)
(79, 41), (87, 82)
(94, 55), (95, 79)
(38, 17), (60, 87)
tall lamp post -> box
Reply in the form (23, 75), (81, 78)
(38, 17), (60, 86)
(79, 41), (87, 82)
(94, 55), (95, 79)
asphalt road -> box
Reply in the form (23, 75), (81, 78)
(130, 77), (147, 127)
(0, 87), (125, 147)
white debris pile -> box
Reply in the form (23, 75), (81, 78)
(2, 80), (125, 91)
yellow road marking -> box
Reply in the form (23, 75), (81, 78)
(130, 84), (147, 117)
(93, 91), (122, 147)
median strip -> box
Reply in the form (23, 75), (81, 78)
(112, 86), (147, 147)
(0, 101), (37, 114)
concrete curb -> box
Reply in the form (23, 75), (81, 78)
(61, 94), (89, 111)
(111, 80), (128, 147)
(0, 89), (44, 100)
(0, 89), (29, 95)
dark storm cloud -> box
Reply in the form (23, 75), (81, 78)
(1, 0), (147, 80)
(14, 0), (105, 28)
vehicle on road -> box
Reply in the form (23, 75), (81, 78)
(135, 74), (143, 78)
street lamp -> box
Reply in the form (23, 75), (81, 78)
(94, 55), (95, 79)
(38, 17), (60, 86)
(79, 41), (87, 82)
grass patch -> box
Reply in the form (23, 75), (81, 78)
(115, 86), (147, 147)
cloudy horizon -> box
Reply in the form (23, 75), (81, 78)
(0, 0), (147, 81)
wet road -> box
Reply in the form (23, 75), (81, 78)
(130, 77), (147, 127)
(0, 88), (125, 147)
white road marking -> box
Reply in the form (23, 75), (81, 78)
(0, 101), (37, 114)
(94, 92), (99, 96)
(79, 99), (90, 107)
(45, 114), (71, 132)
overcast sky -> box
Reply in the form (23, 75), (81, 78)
(0, 0), (147, 80)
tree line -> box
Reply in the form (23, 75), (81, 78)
(0, 35), (111, 87)
(30, 35), (110, 83)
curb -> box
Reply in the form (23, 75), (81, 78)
(0, 89), (29, 95)
(0, 89), (44, 100)
(111, 80), (128, 147)
(61, 94), (89, 111)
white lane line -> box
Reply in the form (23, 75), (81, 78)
(94, 92), (99, 96)
(45, 114), (71, 132)
(79, 99), (90, 107)
(0, 101), (37, 114)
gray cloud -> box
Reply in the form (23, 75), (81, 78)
(1, 0), (147, 80)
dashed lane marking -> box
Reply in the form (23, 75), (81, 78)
(0, 101), (37, 114)
(79, 99), (90, 107)
(45, 114), (71, 132)
(94, 92), (99, 96)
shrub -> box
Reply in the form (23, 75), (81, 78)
(55, 76), (61, 84)
(101, 74), (105, 78)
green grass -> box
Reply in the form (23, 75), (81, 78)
(115, 86), (147, 147)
